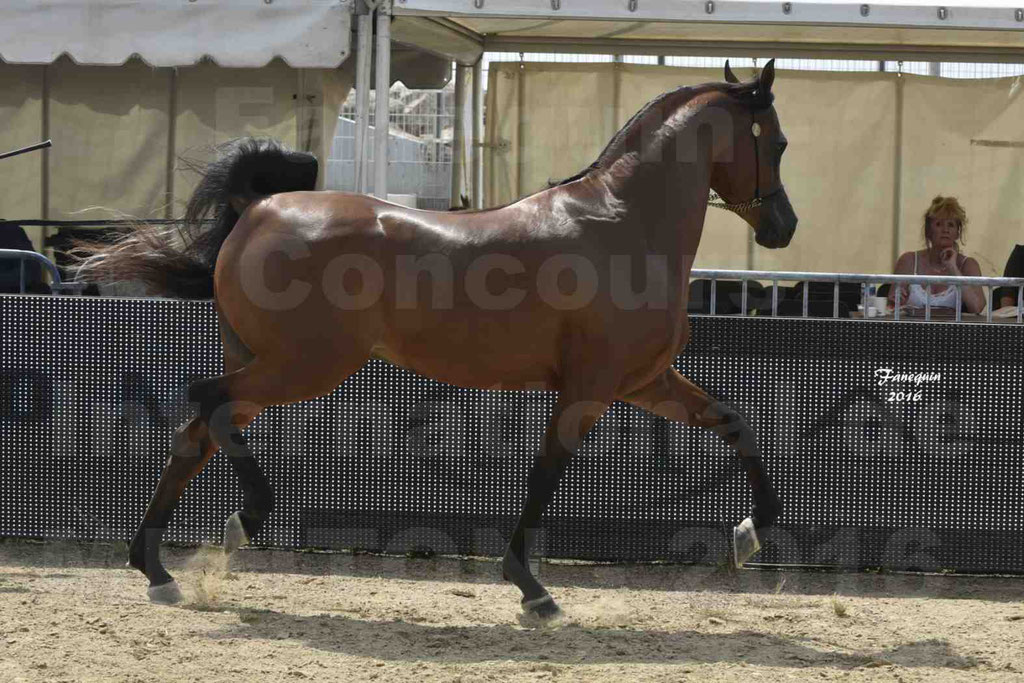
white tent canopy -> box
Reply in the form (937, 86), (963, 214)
(0, 0), (351, 68)
(392, 0), (1024, 64)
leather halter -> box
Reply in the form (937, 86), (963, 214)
(707, 104), (782, 214)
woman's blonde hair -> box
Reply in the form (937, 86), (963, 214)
(923, 195), (968, 247)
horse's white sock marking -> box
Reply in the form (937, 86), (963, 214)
(733, 517), (761, 568)
(223, 511), (250, 554)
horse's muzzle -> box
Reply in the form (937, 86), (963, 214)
(754, 188), (798, 249)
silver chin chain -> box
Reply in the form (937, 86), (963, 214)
(707, 192), (763, 213)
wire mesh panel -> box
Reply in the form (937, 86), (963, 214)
(2, 295), (1022, 573)
(328, 85), (455, 209)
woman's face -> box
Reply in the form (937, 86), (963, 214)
(928, 213), (961, 248)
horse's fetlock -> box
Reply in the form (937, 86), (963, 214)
(753, 492), (783, 528)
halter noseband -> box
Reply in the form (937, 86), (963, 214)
(707, 106), (781, 214)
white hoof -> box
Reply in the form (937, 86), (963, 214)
(733, 517), (761, 568)
(148, 580), (183, 605)
(224, 511), (250, 555)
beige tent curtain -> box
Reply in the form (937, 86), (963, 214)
(900, 74), (1024, 278)
(485, 62), (1023, 276)
(0, 57), (354, 251)
(0, 64), (44, 236)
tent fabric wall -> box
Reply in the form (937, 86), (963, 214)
(0, 65), (44, 248)
(484, 62), (1024, 275)
(900, 74), (1024, 278)
(485, 62), (900, 273)
(0, 57), (354, 250)
(48, 59), (172, 223)
(755, 71), (898, 274)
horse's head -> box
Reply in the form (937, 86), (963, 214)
(709, 59), (798, 249)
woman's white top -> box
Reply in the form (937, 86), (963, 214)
(906, 251), (963, 308)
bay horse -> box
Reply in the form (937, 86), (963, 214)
(77, 60), (796, 622)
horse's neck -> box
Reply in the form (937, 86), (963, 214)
(604, 153), (712, 270)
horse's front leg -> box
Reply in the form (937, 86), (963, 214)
(503, 391), (612, 623)
(622, 368), (782, 567)
(128, 416), (217, 603)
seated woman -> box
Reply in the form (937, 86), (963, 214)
(994, 244), (1023, 309)
(888, 196), (986, 314)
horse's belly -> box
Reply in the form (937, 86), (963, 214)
(374, 311), (562, 390)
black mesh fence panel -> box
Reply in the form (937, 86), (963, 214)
(1, 295), (1022, 573)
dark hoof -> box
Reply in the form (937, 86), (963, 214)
(518, 593), (564, 628)
(147, 579), (183, 605)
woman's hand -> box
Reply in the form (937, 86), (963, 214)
(939, 248), (960, 274)
(888, 283), (910, 308)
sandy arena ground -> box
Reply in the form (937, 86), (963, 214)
(0, 538), (1021, 682)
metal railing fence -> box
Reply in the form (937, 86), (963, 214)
(690, 269), (1024, 323)
(0, 249), (86, 295)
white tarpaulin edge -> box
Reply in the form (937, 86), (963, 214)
(0, 0), (351, 68)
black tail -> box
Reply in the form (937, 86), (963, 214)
(71, 138), (318, 299)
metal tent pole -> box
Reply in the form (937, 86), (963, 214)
(373, 1), (392, 200)
(353, 2), (374, 193)
(451, 63), (469, 208)
(471, 58), (483, 209)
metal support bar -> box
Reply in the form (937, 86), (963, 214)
(0, 139), (51, 161)
(451, 63), (469, 208)
(709, 278), (716, 315)
(471, 58), (483, 209)
(353, 9), (374, 193)
(373, 2), (392, 200)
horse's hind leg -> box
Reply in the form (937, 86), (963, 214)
(130, 350), (367, 603)
(128, 416), (221, 603)
(217, 315), (273, 554)
(622, 368), (782, 568)
(127, 335), (254, 601)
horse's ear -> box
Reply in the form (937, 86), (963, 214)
(758, 58), (776, 94)
(724, 60), (740, 84)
